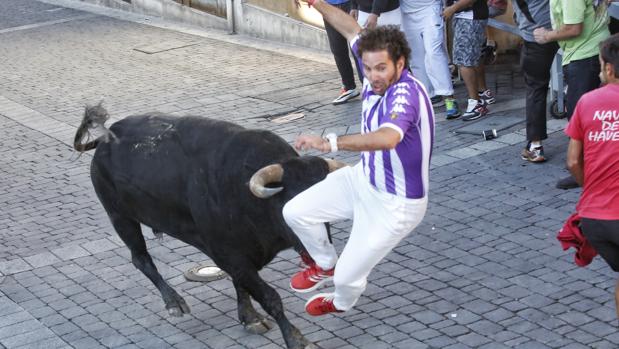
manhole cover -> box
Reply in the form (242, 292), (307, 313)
(184, 264), (227, 282)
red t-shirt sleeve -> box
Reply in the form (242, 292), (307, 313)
(565, 101), (585, 141)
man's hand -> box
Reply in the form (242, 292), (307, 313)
(364, 13), (379, 29)
(350, 9), (359, 21)
(533, 27), (551, 44)
(295, 135), (331, 152)
(442, 6), (457, 20)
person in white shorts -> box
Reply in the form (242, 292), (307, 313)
(287, 0), (434, 317)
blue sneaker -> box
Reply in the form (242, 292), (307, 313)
(445, 98), (461, 119)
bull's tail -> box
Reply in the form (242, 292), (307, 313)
(73, 102), (116, 152)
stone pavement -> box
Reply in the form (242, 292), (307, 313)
(0, 0), (617, 348)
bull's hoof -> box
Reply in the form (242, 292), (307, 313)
(244, 318), (274, 335)
(166, 298), (191, 317)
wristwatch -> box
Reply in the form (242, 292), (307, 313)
(324, 133), (338, 153)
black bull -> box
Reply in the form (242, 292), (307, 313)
(73, 105), (344, 349)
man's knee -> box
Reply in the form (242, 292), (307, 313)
(282, 200), (299, 226)
(282, 198), (310, 228)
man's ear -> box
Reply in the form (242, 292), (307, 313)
(607, 62), (617, 79)
(396, 56), (405, 72)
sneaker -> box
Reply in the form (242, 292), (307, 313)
(445, 98), (461, 119)
(521, 143), (546, 162)
(431, 96), (445, 107)
(478, 89), (496, 104)
(290, 264), (334, 293)
(305, 293), (343, 316)
(462, 99), (488, 121)
(332, 88), (360, 105)
(556, 175), (580, 190)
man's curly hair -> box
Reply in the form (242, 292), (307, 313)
(356, 25), (411, 66)
(600, 34), (619, 78)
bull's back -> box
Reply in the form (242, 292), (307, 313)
(90, 115), (241, 233)
(90, 114), (295, 249)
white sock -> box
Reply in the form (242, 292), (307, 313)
(466, 99), (477, 111)
(530, 141), (541, 150)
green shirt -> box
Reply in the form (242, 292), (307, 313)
(550, 0), (610, 65)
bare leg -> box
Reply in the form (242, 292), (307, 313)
(459, 66), (479, 100)
(476, 65), (488, 92)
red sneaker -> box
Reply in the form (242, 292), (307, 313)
(305, 293), (343, 316)
(290, 264), (334, 293)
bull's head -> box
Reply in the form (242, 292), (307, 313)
(249, 157), (348, 199)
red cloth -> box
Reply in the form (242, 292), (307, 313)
(557, 213), (597, 267)
(564, 84), (619, 220)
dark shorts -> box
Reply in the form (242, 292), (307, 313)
(452, 18), (487, 67)
(581, 218), (619, 272)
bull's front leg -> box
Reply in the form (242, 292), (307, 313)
(110, 215), (190, 317)
(131, 252), (190, 317)
(233, 281), (274, 334)
(235, 269), (320, 349)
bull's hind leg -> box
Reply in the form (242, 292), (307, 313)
(232, 268), (319, 349)
(109, 214), (190, 317)
(234, 281), (274, 334)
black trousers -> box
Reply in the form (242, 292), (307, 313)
(582, 218), (619, 272)
(565, 55), (601, 120)
(521, 41), (558, 141)
(324, 2), (357, 90)
(610, 16), (619, 35)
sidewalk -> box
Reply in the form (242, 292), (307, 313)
(0, 0), (616, 348)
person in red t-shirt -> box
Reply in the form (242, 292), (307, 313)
(565, 33), (619, 318)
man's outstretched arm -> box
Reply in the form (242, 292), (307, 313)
(296, 0), (362, 41)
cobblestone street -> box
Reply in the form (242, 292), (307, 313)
(0, 0), (617, 348)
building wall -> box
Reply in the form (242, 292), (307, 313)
(75, 0), (522, 53)
(172, 0), (227, 18)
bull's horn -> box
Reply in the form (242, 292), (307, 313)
(249, 164), (284, 198)
(324, 158), (349, 173)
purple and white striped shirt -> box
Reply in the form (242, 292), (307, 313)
(351, 35), (435, 199)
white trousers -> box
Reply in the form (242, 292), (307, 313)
(401, 3), (454, 97)
(283, 164), (427, 311)
(357, 7), (402, 27)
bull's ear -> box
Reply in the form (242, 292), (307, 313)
(323, 158), (349, 173)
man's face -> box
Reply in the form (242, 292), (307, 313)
(362, 50), (405, 96)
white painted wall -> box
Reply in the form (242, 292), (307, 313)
(73, 0), (330, 51)
(79, 0), (229, 31)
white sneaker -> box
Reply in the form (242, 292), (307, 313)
(462, 99), (488, 121)
(332, 88), (360, 105)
